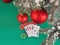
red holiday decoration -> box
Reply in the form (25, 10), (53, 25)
(30, 9), (48, 24)
(17, 13), (28, 23)
(3, 0), (13, 3)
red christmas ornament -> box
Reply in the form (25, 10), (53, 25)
(30, 9), (48, 24)
(3, 0), (13, 3)
(17, 13), (28, 23)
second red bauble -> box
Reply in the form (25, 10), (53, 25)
(17, 13), (28, 23)
(30, 9), (48, 24)
(3, 0), (13, 3)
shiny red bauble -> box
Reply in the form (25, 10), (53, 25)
(17, 13), (28, 23)
(30, 9), (48, 24)
(3, 0), (13, 3)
